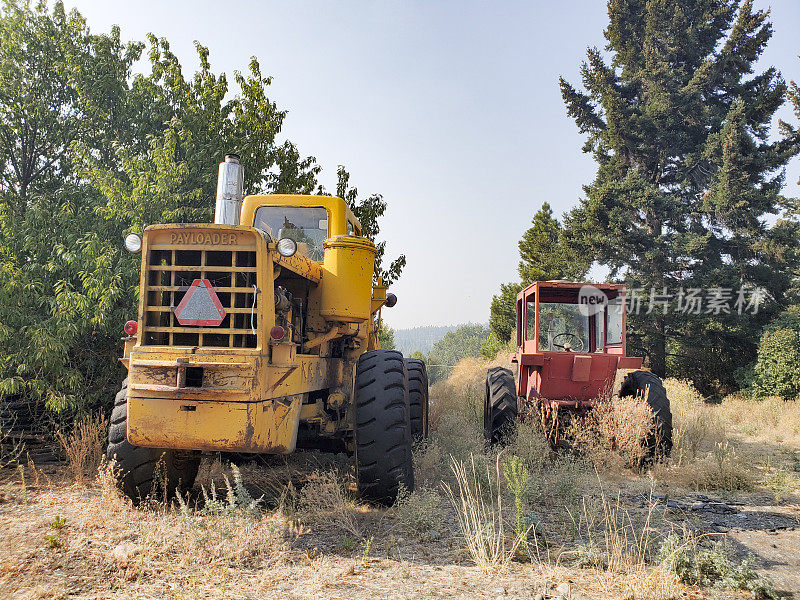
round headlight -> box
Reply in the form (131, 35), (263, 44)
(276, 238), (297, 258)
(124, 233), (142, 253)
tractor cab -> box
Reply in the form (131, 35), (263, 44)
(241, 194), (364, 263)
(487, 280), (671, 458)
(511, 281), (643, 404)
(518, 281), (626, 356)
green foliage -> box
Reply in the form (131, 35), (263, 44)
(560, 1), (800, 392)
(0, 1), (144, 411)
(488, 282), (523, 349)
(333, 166), (405, 286)
(393, 324), (461, 356)
(752, 307), (800, 399)
(0, 1), (401, 416)
(377, 322), (396, 350)
(518, 202), (590, 284)
(427, 324), (489, 383)
(480, 330), (513, 360)
(488, 203), (587, 347)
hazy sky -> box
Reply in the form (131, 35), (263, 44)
(61, 1), (800, 329)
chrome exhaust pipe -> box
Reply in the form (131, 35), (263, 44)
(214, 154), (244, 225)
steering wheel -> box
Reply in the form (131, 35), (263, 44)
(552, 332), (585, 352)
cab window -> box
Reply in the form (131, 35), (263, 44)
(526, 301), (535, 342)
(253, 206), (328, 262)
(607, 297), (623, 345)
(538, 303), (589, 352)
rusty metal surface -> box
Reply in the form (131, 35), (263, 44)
(127, 394), (303, 453)
(272, 249), (323, 282)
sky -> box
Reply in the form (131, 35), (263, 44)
(61, 0), (800, 329)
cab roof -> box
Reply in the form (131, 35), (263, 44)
(240, 194), (361, 236)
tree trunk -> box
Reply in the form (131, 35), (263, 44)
(648, 316), (667, 378)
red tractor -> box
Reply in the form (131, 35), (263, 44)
(484, 281), (672, 456)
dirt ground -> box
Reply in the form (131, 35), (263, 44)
(1, 373), (799, 600)
(0, 455), (797, 600)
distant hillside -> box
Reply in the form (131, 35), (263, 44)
(393, 323), (487, 357)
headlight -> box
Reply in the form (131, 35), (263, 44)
(276, 238), (297, 258)
(124, 233), (142, 253)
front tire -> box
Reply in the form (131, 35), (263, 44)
(404, 358), (429, 440)
(354, 350), (414, 504)
(484, 367), (518, 444)
(106, 379), (200, 503)
(619, 370), (673, 459)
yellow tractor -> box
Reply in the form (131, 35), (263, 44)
(108, 155), (427, 504)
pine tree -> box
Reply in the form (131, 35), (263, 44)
(518, 202), (590, 283)
(560, 0), (800, 391)
(487, 203), (588, 348)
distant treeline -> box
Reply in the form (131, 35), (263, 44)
(393, 324), (487, 357)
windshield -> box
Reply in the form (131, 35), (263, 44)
(537, 302), (589, 352)
(253, 206), (328, 262)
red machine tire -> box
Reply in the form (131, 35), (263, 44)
(619, 370), (673, 459)
(484, 367), (518, 444)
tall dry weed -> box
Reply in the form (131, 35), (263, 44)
(566, 394), (654, 468)
(573, 477), (661, 573)
(444, 454), (529, 571)
(665, 379), (725, 464)
(56, 413), (108, 483)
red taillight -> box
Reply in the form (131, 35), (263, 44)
(124, 320), (138, 336)
(270, 326), (285, 341)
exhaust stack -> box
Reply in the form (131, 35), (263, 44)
(215, 154), (244, 225)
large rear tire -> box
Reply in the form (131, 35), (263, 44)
(484, 367), (518, 445)
(404, 358), (429, 440)
(619, 370), (673, 459)
(354, 350), (414, 504)
(106, 379), (201, 503)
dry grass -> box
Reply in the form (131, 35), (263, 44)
(656, 379), (798, 494)
(296, 469), (367, 538)
(444, 454), (528, 572)
(566, 394), (655, 469)
(429, 356), (487, 432)
(4, 358), (797, 599)
(55, 413), (108, 483)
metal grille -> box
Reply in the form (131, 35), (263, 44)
(143, 247), (258, 348)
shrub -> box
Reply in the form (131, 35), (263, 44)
(198, 464), (263, 516)
(658, 534), (778, 600)
(565, 394), (654, 468)
(392, 486), (444, 536)
(752, 308), (800, 400)
(297, 470), (364, 538)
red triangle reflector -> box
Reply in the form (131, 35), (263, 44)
(174, 279), (226, 326)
